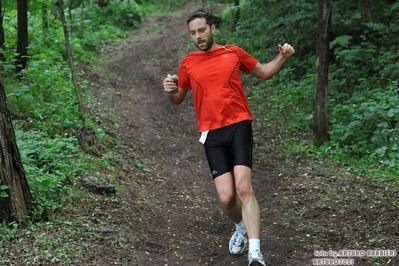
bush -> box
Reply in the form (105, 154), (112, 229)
(220, 0), (399, 174)
(16, 130), (88, 220)
(330, 81), (399, 166)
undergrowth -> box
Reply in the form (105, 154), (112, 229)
(0, 0), (192, 228)
(220, 0), (399, 182)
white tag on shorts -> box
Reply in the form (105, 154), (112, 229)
(199, 130), (209, 144)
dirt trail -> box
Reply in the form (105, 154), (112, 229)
(82, 2), (399, 266)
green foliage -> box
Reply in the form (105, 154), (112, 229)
(0, 219), (98, 264)
(329, 81), (399, 166)
(325, 1), (399, 173)
(16, 129), (90, 220)
(0, 185), (9, 198)
(131, 159), (151, 173)
(75, 0), (143, 29)
(223, 0), (316, 74)
(218, 0), (399, 176)
(6, 63), (86, 136)
(0, 221), (18, 242)
(63, 2), (135, 54)
(135, 0), (194, 12)
(246, 69), (314, 131)
(1, 0), (145, 222)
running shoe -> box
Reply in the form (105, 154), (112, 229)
(229, 230), (247, 254)
(248, 249), (266, 266)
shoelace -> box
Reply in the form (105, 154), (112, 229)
(233, 232), (246, 246)
(249, 249), (263, 260)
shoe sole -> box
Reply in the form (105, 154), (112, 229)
(229, 246), (246, 255)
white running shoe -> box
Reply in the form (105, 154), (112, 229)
(248, 249), (266, 266)
(229, 230), (247, 254)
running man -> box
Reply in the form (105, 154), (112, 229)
(162, 8), (295, 266)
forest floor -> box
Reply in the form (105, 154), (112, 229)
(3, 1), (399, 266)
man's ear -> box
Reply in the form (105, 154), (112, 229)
(211, 24), (216, 34)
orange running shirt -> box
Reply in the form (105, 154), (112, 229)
(178, 45), (258, 133)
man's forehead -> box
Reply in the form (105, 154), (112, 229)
(188, 17), (208, 30)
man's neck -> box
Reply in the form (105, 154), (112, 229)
(200, 42), (218, 53)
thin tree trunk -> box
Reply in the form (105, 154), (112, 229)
(313, 0), (331, 147)
(0, 1), (6, 61)
(42, 3), (49, 30)
(81, 0), (85, 36)
(0, 74), (33, 224)
(233, 0), (240, 26)
(362, 0), (373, 22)
(16, 0), (29, 72)
(58, 0), (83, 113)
(68, 0), (74, 34)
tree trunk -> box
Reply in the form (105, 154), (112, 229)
(313, 0), (331, 147)
(16, 0), (29, 72)
(58, 0), (83, 113)
(361, 0), (373, 23)
(68, 0), (74, 34)
(81, 0), (85, 36)
(233, 0), (240, 26)
(0, 74), (33, 224)
(0, 1), (6, 61)
(42, 3), (49, 30)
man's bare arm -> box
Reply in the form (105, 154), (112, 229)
(250, 43), (295, 80)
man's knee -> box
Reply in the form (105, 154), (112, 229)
(236, 182), (253, 199)
(219, 193), (237, 210)
(233, 166), (253, 198)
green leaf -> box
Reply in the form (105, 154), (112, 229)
(347, 120), (362, 128)
(351, 12), (362, 20)
(40, 179), (52, 189)
(0, 191), (9, 198)
(387, 108), (398, 118)
(391, 3), (399, 12)
(330, 35), (352, 49)
(365, 23), (385, 31)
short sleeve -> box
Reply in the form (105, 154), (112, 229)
(177, 58), (191, 89)
(228, 45), (258, 73)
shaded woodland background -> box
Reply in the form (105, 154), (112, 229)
(0, 0), (398, 265)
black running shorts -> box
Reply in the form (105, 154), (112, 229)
(204, 120), (253, 179)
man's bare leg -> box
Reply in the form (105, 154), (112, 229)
(213, 172), (242, 223)
(234, 165), (266, 265)
(214, 171), (249, 255)
(233, 165), (260, 239)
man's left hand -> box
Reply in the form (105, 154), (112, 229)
(278, 43), (295, 58)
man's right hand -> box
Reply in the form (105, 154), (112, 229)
(163, 74), (178, 94)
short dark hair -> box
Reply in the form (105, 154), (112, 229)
(186, 8), (222, 28)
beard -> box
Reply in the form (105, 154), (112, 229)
(195, 34), (214, 51)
